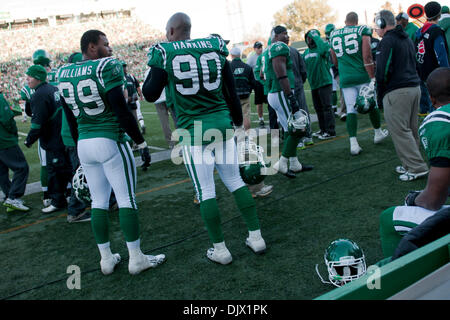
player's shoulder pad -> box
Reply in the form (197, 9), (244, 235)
(147, 42), (168, 67)
(360, 25), (372, 36)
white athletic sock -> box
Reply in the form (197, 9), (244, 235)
(139, 119), (145, 127)
(249, 229), (262, 240)
(259, 117), (264, 121)
(98, 242), (113, 260)
(374, 128), (382, 135)
(127, 239), (142, 258)
(213, 241), (227, 251)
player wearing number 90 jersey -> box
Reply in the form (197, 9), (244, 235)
(58, 30), (165, 276)
(330, 12), (388, 156)
(143, 12), (266, 265)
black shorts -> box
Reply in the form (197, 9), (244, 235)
(254, 81), (267, 105)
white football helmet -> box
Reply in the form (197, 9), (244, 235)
(287, 109), (310, 138)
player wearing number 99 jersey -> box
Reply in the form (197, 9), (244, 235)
(57, 30), (165, 276)
(143, 12), (266, 265)
(330, 12), (388, 155)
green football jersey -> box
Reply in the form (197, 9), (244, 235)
(20, 85), (34, 102)
(330, 25), (372, 88)
(147, 36), (233, 145)
(47, 68), (58, 86)
(267, 41), (295, 93)
(57, 57), (125, 142)
(419, 104), (450, 161)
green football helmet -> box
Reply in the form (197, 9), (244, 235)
(325, 24), (335, 38)
(72, 166), (91, 205)
(323, 238), (367, 287)
(355, 85), (377, 114)
(288, 109), (310, 138)
(238, 139), (269, 185)
(32, 49), (51, 67)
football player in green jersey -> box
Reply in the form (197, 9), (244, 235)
(330, 12), (389, 155)
(58, 30), (165, 275)
(379, 67), (450, 259)
(266, 26), (313, 178)
(143, 12), (266, 265)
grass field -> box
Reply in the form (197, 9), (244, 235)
(0, 87), (435, 300)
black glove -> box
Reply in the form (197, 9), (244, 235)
(405, 190), (421, 206)
(139, 147), (151, 171)
(24, 139), (32, 148)
(287, 93), (300, 113)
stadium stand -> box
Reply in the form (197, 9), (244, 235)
(0, 12), (164, 102)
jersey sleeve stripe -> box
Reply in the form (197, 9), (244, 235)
(154, 44), (167, 69)
(96, 57), (114, 88)
(420, 111), (450, 130)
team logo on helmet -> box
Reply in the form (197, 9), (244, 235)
(288, 109), (310, 138)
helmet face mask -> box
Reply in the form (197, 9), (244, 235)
(72, 166), (91, 205)
(238, 140), (268, 185)
(322, 238), (367, 287)
(288, 109), (310, 138)
(355, 85), (377, 114)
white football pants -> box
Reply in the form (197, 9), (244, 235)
(78, 138), (137, 210)
(182, 138), (245, 203)
(267, 91), (290, 132)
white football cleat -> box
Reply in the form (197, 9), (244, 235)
(273, 157), (288, 174)
(206, 244), (232, 265)
(246, 236), (266, 254)
(374, 128), (389, 144)
(129, 253), (166, 275)
(289, 157), (303, 173)
(100, 253), (121, 275)
(350, 138), (362, 156)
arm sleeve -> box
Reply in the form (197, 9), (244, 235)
(222, 59), (243, 127)
(25, 101), (32, 117)
(25, 93), (49, 146)
(107, 86), (145, 145)
(298, 54), (308, 84)
(61, 97), (78, 143)
(434, 35), (450, 67)
(375, 39), (392, 104)
(142, 67), (168, 102)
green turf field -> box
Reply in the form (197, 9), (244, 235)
(0, 88), (436, 300)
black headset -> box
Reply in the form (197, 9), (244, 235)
(375, 15), (386, 29)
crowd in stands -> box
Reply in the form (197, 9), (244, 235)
(0, 16), (164, 101)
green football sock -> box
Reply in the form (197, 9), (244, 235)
(200, 198), (223, 243)
(40, 166), (48, 189)
(233, 186), (260, 231)
(379, 207), (403, 258)
(119, 208), (140, 243)
(91, 208), (110, 244)
(369, 108), (381, 129)
(346, 113), (358, 137)
(282, 134), (301, 158)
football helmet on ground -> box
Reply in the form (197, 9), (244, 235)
(72, 166), (91, 204)
(32, 49), (51, 67)
(316, 238), (367, 287)
(355, 85), (377, 114)
(238, 139), (269, 185)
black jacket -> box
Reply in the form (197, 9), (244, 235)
(289, 46), (308, 88)
(25, 82), (65, 151)
(230, 58), (255, 99)
(376, 25), (420, 105)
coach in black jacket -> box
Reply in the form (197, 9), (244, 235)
(24, 65), (72, 213)
(230, 47), (255, 132)
(375, 10), (428, 181)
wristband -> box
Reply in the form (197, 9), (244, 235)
(277, 75), (288, 80)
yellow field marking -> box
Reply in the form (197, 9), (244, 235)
(0, 125), (385, 235)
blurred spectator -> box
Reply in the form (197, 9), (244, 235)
(247, 41), (266, 128)
(438, 5), (450, 61)
(395, 12), (419, 42)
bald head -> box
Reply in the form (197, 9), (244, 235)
(166, 12), (191, 41)
(346, 12), (358, 25)
(427, 67), (450, 107)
